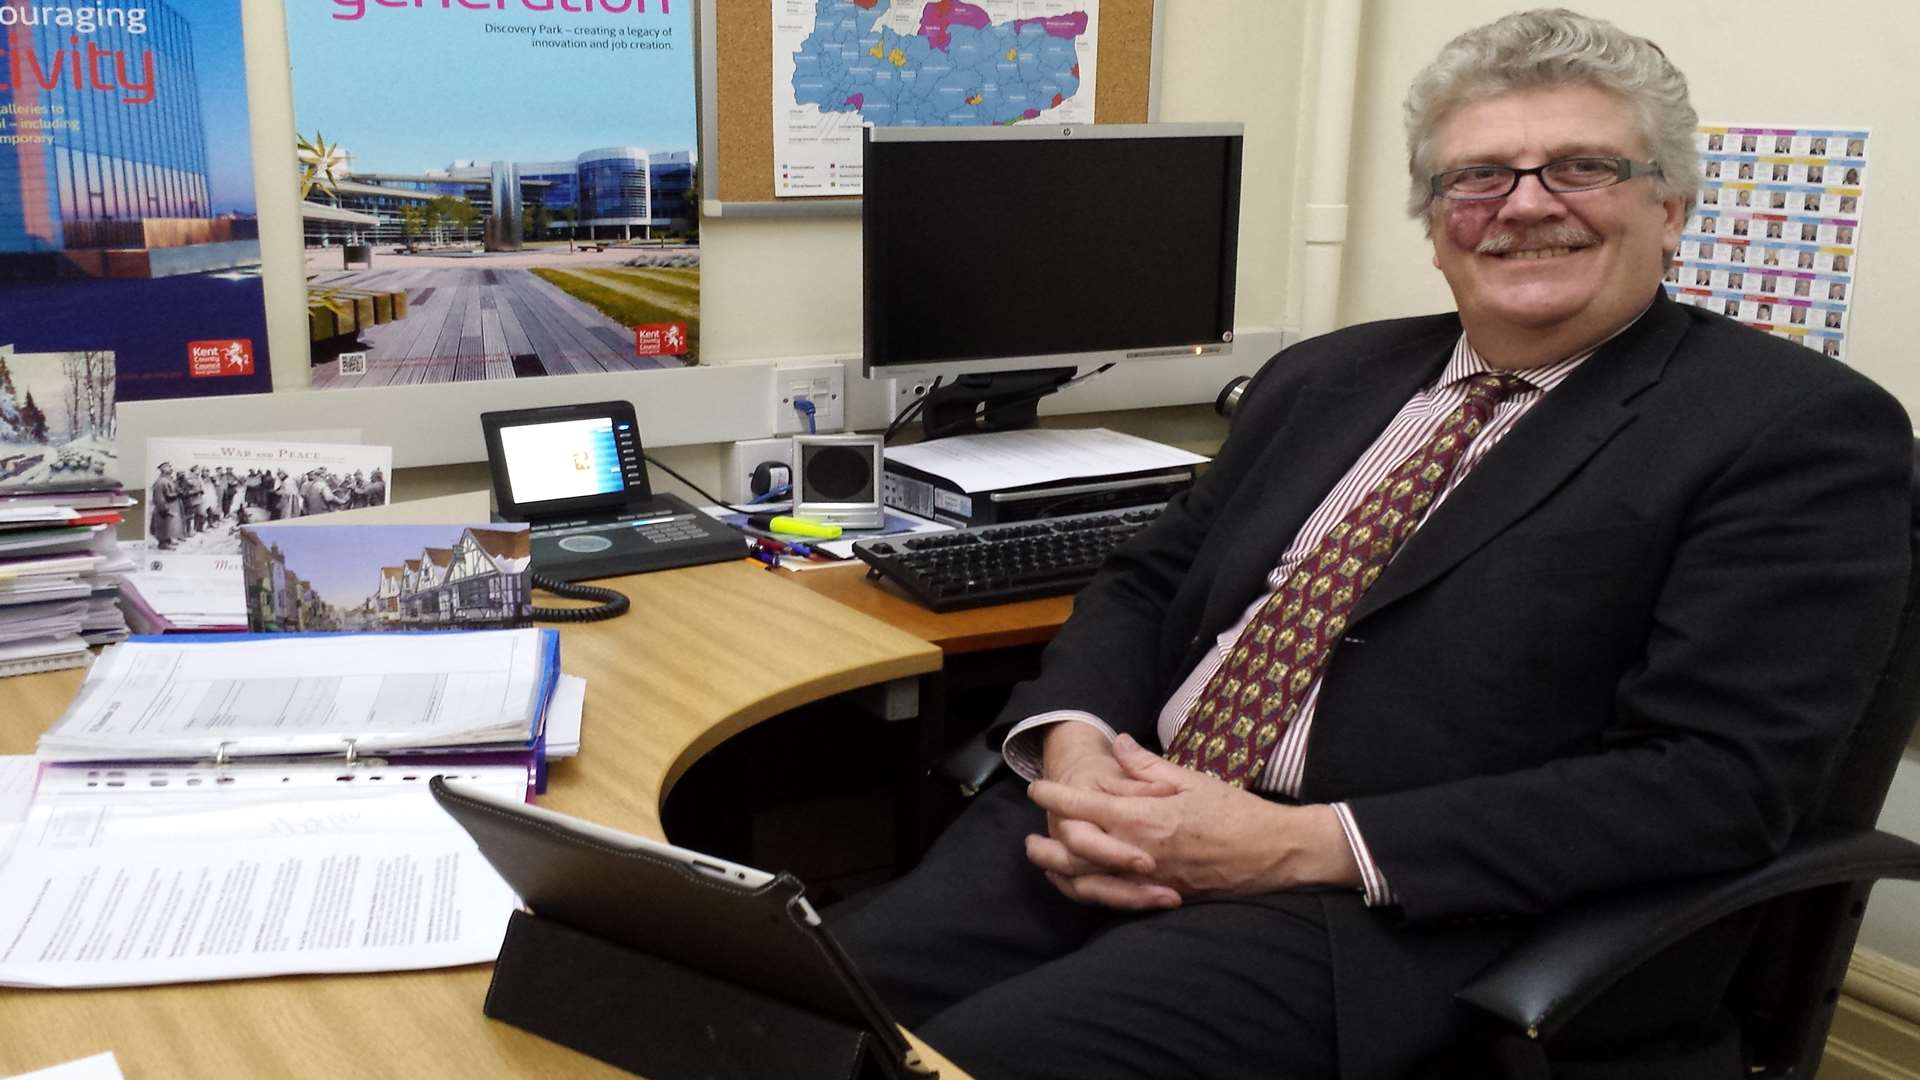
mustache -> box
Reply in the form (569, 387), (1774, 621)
(1476, 224), (1602, 255)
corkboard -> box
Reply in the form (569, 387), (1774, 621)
(704, 1), (1157, 210)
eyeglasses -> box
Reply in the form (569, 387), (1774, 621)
(1429, 156), (1663, 201)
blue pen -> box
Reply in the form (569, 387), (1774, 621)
(748, 547), (781, 569)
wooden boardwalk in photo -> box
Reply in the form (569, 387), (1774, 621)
(308, 266), (681, 389)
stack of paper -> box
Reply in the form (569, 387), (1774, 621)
(0, 349), (132, 670)
(0, 496), (134, 676)
(113, 546), (248, 633)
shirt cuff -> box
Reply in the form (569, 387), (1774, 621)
(1330, 802), (1398, 908)
(1001, 711), (1118, 781)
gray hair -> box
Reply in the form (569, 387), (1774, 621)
(1404, 9), (1699, 220)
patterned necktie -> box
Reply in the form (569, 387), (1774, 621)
(1167, 371), (1530, 786)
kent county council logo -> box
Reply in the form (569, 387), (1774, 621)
(634, 323), (688, 358)
(186, 339), (256, 378)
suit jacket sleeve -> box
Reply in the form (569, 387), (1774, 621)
(1345, 371), (1911, 922)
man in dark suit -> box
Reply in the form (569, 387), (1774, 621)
(835, 10), (1910, 1079)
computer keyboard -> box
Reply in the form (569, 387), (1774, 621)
(853, 505), (1165, 612)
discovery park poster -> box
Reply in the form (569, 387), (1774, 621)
(287, 0), (701, 390)
(0, 0), (273, 401)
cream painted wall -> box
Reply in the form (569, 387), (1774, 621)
(1340, 0), (1920, 408)
(1334, 1), (1920, 966)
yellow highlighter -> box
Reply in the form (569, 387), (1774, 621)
(748, 514), (843, 540)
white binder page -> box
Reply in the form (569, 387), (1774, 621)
(0, 765), (527, 988)
(38, 630), (548, 759)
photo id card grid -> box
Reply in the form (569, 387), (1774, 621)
(1666, 125), (1869, 362)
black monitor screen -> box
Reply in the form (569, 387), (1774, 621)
(863, 126), (1240, 372)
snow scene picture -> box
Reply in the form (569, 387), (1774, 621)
(0, 347), (119, 493)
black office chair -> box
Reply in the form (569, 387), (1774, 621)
(1453, 444), (1920, 1078)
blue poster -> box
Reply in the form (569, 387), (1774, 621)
(0, 0), (273, 401)
(286, 0), (701, 390)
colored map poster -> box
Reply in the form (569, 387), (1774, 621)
(773, 0), (1099, 197)
(0, 0), (272, 402)
(1666, 124), (1869, 363)
(285, 1), (700, 390)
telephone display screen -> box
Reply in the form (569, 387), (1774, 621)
(498, 417), (627, 506)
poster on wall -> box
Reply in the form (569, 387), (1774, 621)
(772, 0), (1100, 198)
(286, 1), (701, 390)
(0, 0), (273, 402)
(1666, 124), (1869, 362)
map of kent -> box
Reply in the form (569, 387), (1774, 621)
(793, 0), (1089, 127)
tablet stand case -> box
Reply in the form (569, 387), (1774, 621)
(487, 910), (920, 1080)
(428, 777), (935, 1080)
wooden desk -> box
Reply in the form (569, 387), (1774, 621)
(785, 561), (1073, 655)
(0, 561), (958, 1079)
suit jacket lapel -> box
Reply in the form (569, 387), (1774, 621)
(1196, 332), (1457, 638)
(1348, 293), (1691, 627)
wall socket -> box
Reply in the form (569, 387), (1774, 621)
(774, 363), (846, 435)
(724, 436), (794, 504)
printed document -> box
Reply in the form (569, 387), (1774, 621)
(0, 763), (527, 988)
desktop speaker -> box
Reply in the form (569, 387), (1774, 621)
(792, 434), (885, 530)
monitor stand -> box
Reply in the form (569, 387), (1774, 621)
(920, 368), (1076, 438)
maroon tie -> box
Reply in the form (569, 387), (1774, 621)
(1166, 372), (1530, 786)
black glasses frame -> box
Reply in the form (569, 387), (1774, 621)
(1429, 156), (1664, 201)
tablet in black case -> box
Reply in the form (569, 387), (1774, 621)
(429, 777), (935, 1080)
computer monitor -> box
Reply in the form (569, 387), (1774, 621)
(862, 123), (1242, 437)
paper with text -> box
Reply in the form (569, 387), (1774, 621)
(0, 764), (527, 988)
(37, 630), (549, 761)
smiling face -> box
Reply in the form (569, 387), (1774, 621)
(1427, 84), (1685, 367)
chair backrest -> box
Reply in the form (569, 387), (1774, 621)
(1732, 439), (1920, 1074)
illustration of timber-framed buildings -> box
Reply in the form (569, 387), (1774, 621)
(378, 527), (529, 627)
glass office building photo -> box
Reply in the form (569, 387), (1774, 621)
(0, 0), (273, 401)
(284, 0), (700, 389)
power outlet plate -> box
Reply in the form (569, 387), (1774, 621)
(774, 363), (846, 435)
(725, 437), (793, 504)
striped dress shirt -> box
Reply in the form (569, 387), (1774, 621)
(1005, 332), (1602, 906)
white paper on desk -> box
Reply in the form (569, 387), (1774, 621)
(0, 764), (526, 988)
(3, 1051), (125, 1080)
(0, 756), (43, 863)
(545, 673), (585, 758)
(882, 428), (1209, 494)
(38, 629), (548, 760)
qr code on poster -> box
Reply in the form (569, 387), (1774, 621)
(338, 352), (368, 376)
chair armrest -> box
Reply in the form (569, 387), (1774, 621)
(1455, 827), (1920, 1040)
(938, 733), (1009, 796)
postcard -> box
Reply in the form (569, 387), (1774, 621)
(144, 437), (393, 553)
(0, 349), (119, 494)
(239, 523), (532, 633)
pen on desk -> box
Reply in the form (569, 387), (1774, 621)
(755, 535), (822, 562)
(748, 547), (782, 570)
